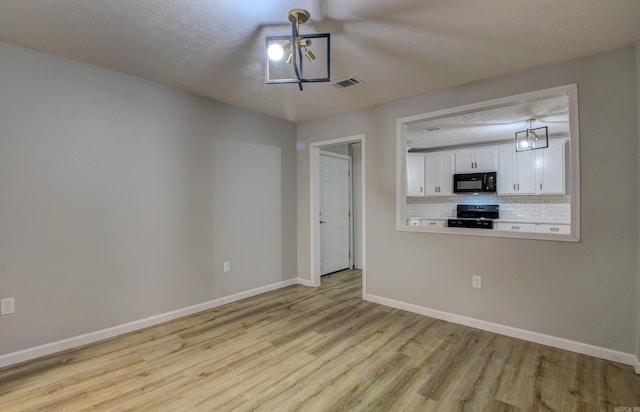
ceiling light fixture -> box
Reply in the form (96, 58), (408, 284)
(515, 118), (548, 152)
(265, 8), (330, 91)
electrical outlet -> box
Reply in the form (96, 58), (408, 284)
(472, 275), (482, 289)
(223, 261), (231, 273)
(1, 297), (15, 315)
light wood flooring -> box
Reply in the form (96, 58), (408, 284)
(1, 269), (639, 411)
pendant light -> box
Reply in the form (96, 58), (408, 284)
(265, 9), (331, 91)
(515, 119), (549, 152)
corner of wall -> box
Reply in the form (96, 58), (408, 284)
(635, 41), (640, 371)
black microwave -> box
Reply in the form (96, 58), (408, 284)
(453, 172), (497, 193)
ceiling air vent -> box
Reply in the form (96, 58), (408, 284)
(332, 77), (364, 89)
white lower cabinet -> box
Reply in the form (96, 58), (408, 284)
(495, 222), (537, 233)
(535, 224), (570, 234)
(407, 218), (446, 227)
(495, 222), (570, 234)
(421, 219), (446, 227)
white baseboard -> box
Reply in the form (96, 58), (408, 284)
(635, 356), (640, 374)
(296, 277), (319, 287)
(365, 293), (637, 369)
(0, 278), (298, 369)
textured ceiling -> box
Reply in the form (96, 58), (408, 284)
(0, 0), (639, 122)
(406, 95), (569, 150)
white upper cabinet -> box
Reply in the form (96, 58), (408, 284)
(498, 147), (535, 194)
(424, 152), (454, 196)
(409, 139), (566, 198)
(536, 139), (566, 194)
(406, 153), (425, 196)
(497, 138), (567, 195)
(454, 147), (498, 173)
(406, 152), (453, 197)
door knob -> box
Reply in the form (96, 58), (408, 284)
(320, 220), (327, 224)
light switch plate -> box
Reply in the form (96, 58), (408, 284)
(472, 275), (482, 289)
(1, 297), (15, 315)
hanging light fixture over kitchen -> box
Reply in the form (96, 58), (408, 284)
(265, 8), (330, 91)
(515, 118), (548, 152)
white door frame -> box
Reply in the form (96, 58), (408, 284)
(310, 134), (366, 297)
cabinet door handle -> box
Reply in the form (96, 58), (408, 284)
(550, 227), (560, 232)
(513, 184), (516, 191)
(429, 222), (437, 226)
(420, 186), (423, 193)
(540, 183), (543, 190)
(517, 184), (520, 190)
(511, 226), (520, 230)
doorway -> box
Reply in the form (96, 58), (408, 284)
(319, 151), (351, 275)
(310, 134), (366, 296)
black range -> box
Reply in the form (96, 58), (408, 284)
(447, 204), (499, 229)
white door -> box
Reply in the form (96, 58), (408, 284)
(320, 152), (351, 275)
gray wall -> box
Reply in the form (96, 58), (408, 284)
(297, 46), (638, 354)
(0, 42), (297, 355)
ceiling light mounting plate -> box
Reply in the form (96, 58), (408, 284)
(288, 9), (310, 24)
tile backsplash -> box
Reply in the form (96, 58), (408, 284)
(406, 195), (570, 223)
